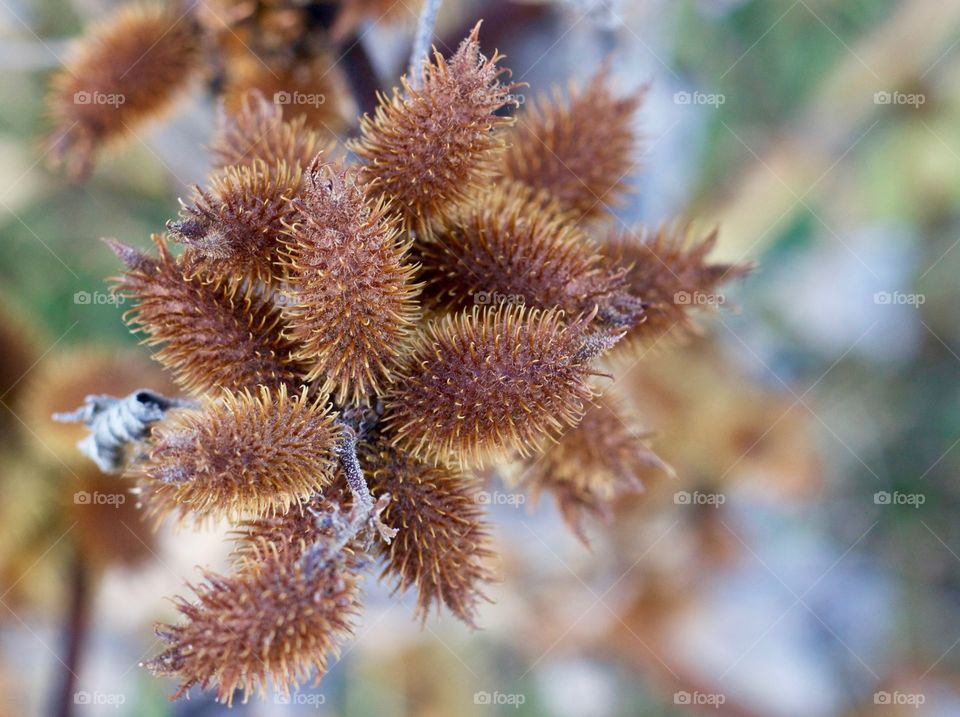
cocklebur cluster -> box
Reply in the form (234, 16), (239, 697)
(55, 18), (748, 704)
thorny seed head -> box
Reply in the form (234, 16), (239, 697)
(419, 181), (637, 322)
(383, 304), (597, 469)
(361, 434), (495, 625)
(602, 224), (752, 350)
(210, 90), (329, 173)
(168, 159), (302, 285)
(138, 385), (341, 523)
(144, 540), (363, 704)
(350, 23), (521, 229)
(106, 235), (306, 395)
(279, 160), (421, 405)
(503, 67), (646, 220)
(47, 2), (202, 178)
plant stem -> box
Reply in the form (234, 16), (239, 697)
(339, 37), (380, 119)
(328, 427), (397, 553)
(407, 0), (443, 87)
(338, 429), (373, 516)
(54, 555), (90, 717)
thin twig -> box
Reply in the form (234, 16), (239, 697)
(339, 37), (380, 119)
(337, 428), (373, 516)
(407, 0), (443, 87)
(54, 555), (89, 717)
(326, 426), (397, 553)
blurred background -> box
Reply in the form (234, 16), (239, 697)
(2, 0), (960, 715)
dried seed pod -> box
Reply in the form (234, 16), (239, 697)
(47, 2), (201, 178)
(503, 69), (644, 219)
(280, 161), (420, 405)
(521, 393), (671, 542)
(138, 386), (341, 522)
(167, 160), (301, 284)
(222, 52), (346, 138)
(349, 24), (518, 228)
(145, 540), (363, 704)
(106, 235), (305, 395)
(383, 305), (597, 468)
(361, 436), (494, 625)
(603, 225), (752, 348)
(420, 181), (637, 322)
(210, 90), (327, 172)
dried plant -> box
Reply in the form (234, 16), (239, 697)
(279, 160), (420, 404)
(138, 386), (341, 523)
(383, 305), (598, 468)
(106, 235), (305, 395)
(220, 51), (347, 138)
(520, 393), (672, 542)
(52, 16), (749, 706)
(603, 224), (753, 349)
(167, 159), (302, 285)
(209, 91), (328, 174)
(503, 67), (645, 219)
(145, 539), (364, 704)
(47, 2), (202, 178)
(418, 181), (635, 321)
(360, 434), (495, 625)
(349, 24), (519, 229)
(45, 0), (362, 178)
